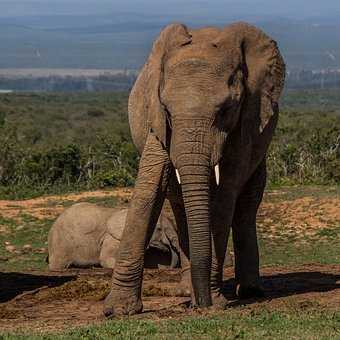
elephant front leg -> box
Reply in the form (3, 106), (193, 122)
(104, 133), (171, 317)
(232, 159), (266, 299)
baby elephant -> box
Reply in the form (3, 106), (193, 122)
(48, 203), (179, 271)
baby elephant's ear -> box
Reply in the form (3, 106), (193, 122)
(129, 24), (192, 150)
(223, 22), (286, 133)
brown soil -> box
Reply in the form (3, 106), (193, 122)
(0, 188), (132, 221)
(0, 265), (339, 332)
(258, 192), (340, 242)
(0, 188), (339, 332)
(0, 188), (338, 227)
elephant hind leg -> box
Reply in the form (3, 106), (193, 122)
(166, 183), (192, 298)
(232, 159), (267, 299)
(209, 190), (236, 309)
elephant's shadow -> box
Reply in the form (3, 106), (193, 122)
(221, 270), (340, 306)
(1, 270), (339, 307)
(0, 271), (76, 303)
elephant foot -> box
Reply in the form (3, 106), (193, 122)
(235, 283), (264, 300)
(103, 288), (143, 317)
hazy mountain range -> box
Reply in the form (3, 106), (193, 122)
(0, 0), (339, 71)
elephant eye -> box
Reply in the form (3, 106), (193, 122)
(227, 74), (236, 87)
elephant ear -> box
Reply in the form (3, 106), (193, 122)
(128, 24), (192, 152)
(222, 23), (285, 134)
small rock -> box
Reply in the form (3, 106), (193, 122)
(22, 244), (32, 252)
(35, 247), (47, 254)
(16, 225), (24, 231)
(4, 241), (11, 246)
(5, 245), (16, 253)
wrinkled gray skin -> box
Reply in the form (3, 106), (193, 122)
(104, 22), (285, 316)
(48, 203), (180, 271)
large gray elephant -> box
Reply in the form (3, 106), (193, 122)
(104, 22), (285, 316)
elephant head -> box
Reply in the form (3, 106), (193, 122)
(129, 22), (285, 307)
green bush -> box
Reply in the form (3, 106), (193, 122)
(267, 110), (340, 185)
(94, 168), (135, 187)
(0, 91), (338, 199)
(0, 126), (139, 198)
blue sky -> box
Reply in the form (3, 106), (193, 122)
(0, 0), (339, 20)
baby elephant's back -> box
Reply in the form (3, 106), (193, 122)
(48, 202), (113, 270)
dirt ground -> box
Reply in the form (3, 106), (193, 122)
(0, 265), (339, 332)
(0, 187), (339, 332)
(0, 188), (131, 221)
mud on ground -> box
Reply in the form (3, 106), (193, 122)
(0, 265), (339, 332)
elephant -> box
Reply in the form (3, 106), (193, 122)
(104, 22), (285, 316)
(48, 203), (180, 271)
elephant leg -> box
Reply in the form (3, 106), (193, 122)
(232, 159), (266, 299)
(210, 190), (236, 309)
(104, 132), (171, 317)
(167, 180), (192, 298)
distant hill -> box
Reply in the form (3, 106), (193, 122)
(0, 1), (339, 71)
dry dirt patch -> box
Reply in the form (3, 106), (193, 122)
(258, 192), (340, 242)
(0, 188), (132, 221)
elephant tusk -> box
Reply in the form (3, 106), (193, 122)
(214, 164), (220, 186)
(236, 283), (241, 297)
(175, 169), (181, 184)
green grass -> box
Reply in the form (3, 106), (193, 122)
(1, 310), (339, 339)
(0, 215), (52, 271)
(259, 236), (340, 266)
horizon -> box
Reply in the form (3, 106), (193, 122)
(0, 1), (339, 72)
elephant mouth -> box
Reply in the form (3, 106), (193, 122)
(175, 164), (220, 186)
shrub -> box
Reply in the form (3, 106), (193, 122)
(0, 91), (338, 199)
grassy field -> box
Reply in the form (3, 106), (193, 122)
(0, 89), (339, 338)
(0, 90), (339, 199)
(2, 311), (338, 339)
(0, 186), (339, 339)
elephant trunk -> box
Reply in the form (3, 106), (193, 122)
(180, 163), (212, 307)
(172, 123), (213, 307)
